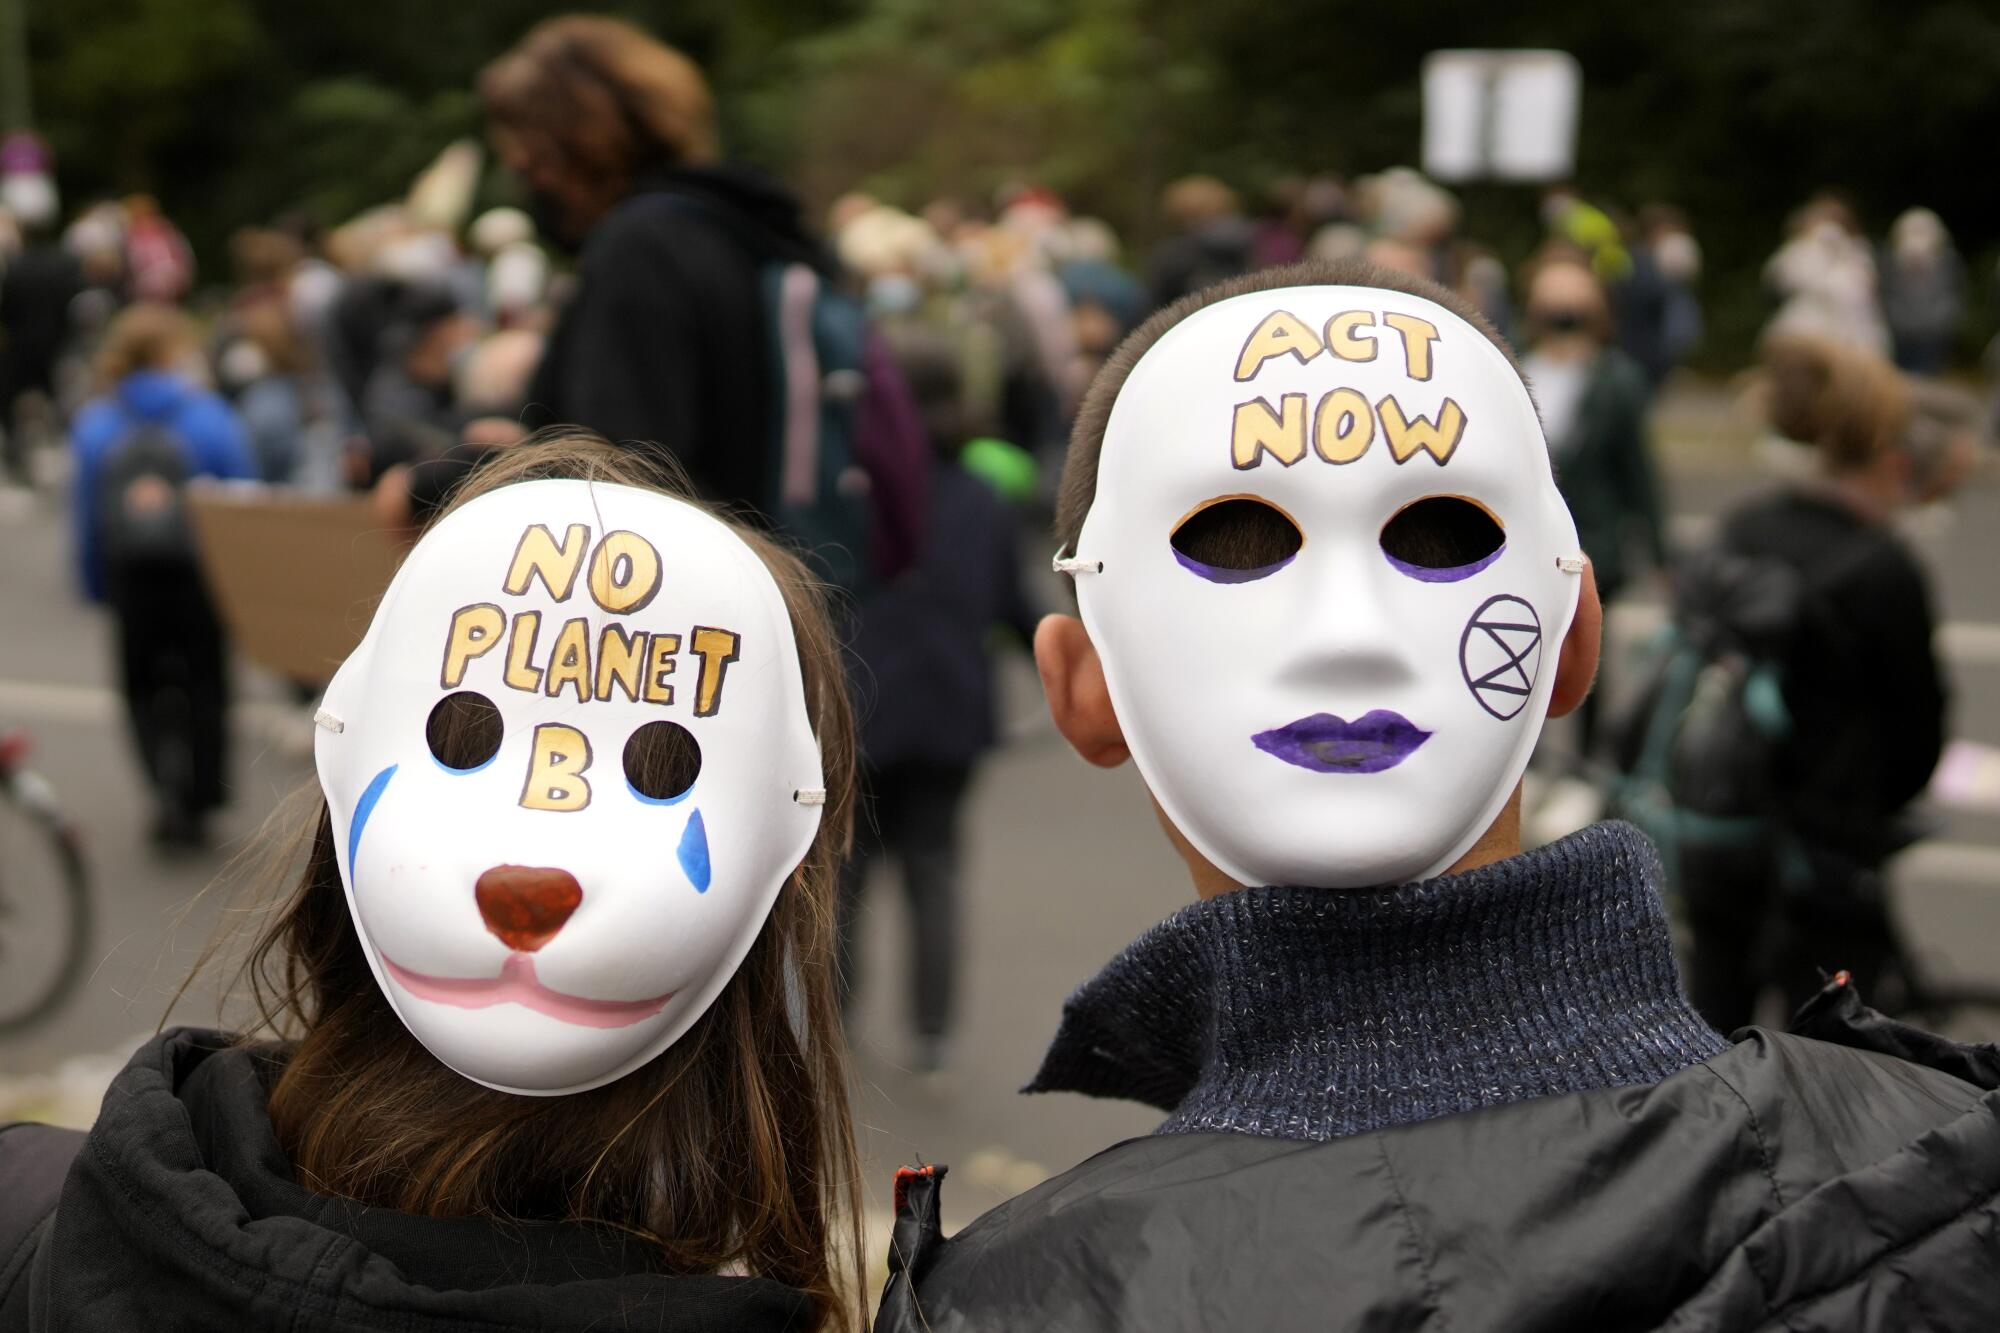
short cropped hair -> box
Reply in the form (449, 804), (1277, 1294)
(1055, 259), (1528, 557)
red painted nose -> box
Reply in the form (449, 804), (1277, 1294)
(475, 865), (582, 953)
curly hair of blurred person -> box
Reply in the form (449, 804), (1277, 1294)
(479, 15), (718, 245)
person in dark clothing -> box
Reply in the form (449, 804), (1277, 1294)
(838, 330), (1038, 1070)
(70, 304), (255, 846)
(355, 281), (477, 481)
(478, 15), (825, 514)
(1, 437), (869, 1332)
(0, 229), (82, 482)
(875, 261), (2000, 1331)
(1681, 336), (1947, 1030)
(1521, 252), (1666, 756)
(1145, 175), (1255, 309)
(0, 1032), (822, 1333)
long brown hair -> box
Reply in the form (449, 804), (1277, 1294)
(479, 15), (718, 232)
(195, 434), (864, 1327)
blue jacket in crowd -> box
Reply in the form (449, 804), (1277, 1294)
(71, 369), (255, 601)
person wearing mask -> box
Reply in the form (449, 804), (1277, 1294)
(875, 262), (2000, 1331)
(1520, 251), (1664, 754)
(70, 303), (255, 847)
(1, 435), (867, 1331)
(1680, 336), (1946, 1030)
(478, 14), (827, 512)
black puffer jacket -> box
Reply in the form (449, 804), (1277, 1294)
(0, 1029), (815, 1332)
(877, 980), (2000, 1332)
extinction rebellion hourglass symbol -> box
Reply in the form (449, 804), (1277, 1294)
(1459, 594), (1542, 720)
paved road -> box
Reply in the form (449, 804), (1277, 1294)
(3, 390), (1998, 1230)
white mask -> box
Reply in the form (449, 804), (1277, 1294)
(315, 479), (824, 1095)
(1067, 285), (1583, 888)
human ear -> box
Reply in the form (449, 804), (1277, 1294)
(1547, 561), (1602, 720)
(1035, 614), (1131, 768)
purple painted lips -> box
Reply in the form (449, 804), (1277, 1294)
(1252, 710), (1433, 774)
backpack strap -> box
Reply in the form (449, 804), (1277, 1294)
(0, 1122), (85, 1329)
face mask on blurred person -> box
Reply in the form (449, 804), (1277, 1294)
(523, 188), (583, 255)
(315, 479), (824, 1095)
(1063, 287), (1584, 888)
(1531, 307), (1592, 338)
(867, 271), (923, 317)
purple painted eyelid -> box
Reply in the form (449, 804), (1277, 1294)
(1173, 547), (1298, 583)
(1384, 541), (1505, 583)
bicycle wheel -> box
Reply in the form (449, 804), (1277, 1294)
(0, 782), (93, 1036)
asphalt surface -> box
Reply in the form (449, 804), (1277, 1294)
(3, 385), (1999, 1229)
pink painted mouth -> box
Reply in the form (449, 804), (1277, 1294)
(381, 953), (675, 1030)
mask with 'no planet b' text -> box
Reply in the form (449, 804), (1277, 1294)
(315, 479), (824, 1095)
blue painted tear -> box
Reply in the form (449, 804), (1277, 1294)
(348, 764), (398, 871)
(678, 808), (711, 893)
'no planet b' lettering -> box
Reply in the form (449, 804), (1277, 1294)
(436, 523), (742, 812)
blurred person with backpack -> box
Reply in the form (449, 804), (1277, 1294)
(837, 328), (1038, 1072)
(1619, 336), (1943, 1030)
(71, 303), (255, 847)
(1, 437), (871, 1332)
(476, 15), (928, 591)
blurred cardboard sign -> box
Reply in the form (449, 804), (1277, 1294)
(1422, 50), (1580, 183)
(189, 484), (402, 688)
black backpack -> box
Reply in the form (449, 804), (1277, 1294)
(93, 419), (196, 572)
(1608, 549), (1807, 875)
(1609, 541), (1879, 881)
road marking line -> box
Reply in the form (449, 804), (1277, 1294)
(0, 678), (116, 723)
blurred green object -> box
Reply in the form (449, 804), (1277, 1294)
(960, 438), (1039, 505)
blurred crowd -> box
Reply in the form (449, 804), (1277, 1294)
(5, 148), (1990, 509)
(0, 12), (1995, 1052)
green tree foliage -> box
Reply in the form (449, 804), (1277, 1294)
(18, 0), (2000, 359)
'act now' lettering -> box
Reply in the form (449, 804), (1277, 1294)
(1226, 308), (1467, 470)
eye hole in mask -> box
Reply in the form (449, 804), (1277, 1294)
(427, 691), (505, 773)
(1379, 495), (1506, 582)
(625, 720), (703, 804)
(1170, 495), (1304, 584)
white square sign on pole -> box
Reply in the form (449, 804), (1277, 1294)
(1422, 50), (1581, 184)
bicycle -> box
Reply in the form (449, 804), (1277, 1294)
(0, 729), (93, 1036)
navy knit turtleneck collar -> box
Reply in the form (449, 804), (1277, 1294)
(1026, 821), (1730, 1142)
